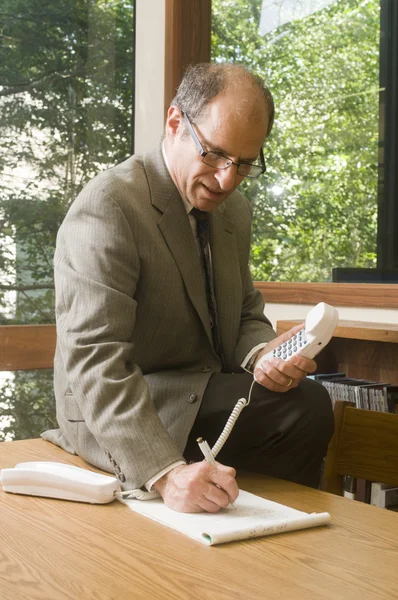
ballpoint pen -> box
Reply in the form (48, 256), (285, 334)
(197, 437), (236, 509)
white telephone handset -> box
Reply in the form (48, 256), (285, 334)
(258, 302), (339, 366)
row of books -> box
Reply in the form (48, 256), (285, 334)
(310, 372), (398, 413)
(343, 477), (398, 510)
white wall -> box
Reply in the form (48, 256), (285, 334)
(134, 0), (165, 154)
(264, 303), (398, 330)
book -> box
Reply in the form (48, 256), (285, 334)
(355, 478), (372, 503)
(370, 483), (398, 509)
(315, 375), (396, 413)
(119, 489), (331, 546)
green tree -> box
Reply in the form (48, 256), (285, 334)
(0, 0), (134, 439)
(0, 0), (134, 323)
(212, 0), (379, 281)
(0, 370), (57, 441)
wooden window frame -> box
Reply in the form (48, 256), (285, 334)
(164, 0), (211, 121)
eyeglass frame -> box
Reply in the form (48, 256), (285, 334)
(182, 111), (266, 179)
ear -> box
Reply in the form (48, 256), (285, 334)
(165, 106), (184, 138)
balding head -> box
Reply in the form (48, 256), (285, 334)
(170, 63), (274, 137)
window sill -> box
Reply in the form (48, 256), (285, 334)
(254, 282), (398, 309)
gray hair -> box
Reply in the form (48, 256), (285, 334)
(170, 63), (275, 137)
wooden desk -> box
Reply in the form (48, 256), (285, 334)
(1, 439), (398, 600)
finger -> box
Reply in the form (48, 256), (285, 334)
(290, 355), (317, 374)
(213, 462), (236, 478)
(210, 469), (239, 503)
(201, 482), (232, 510)
(258, 356), (306, 381)
(168, 500), (203, 513)
(197, 495), (224, 513)
(254, 368), (299, 392)
(254, 359), (299, 388)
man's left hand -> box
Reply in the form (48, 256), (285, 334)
(253, 324), (317, 393)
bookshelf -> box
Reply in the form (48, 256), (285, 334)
(276, 320), (398, 504)
(275, 320), (398, 385)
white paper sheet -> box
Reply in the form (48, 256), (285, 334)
(119, 489), (331, 545)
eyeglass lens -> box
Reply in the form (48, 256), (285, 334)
(202, 152), (263, 178)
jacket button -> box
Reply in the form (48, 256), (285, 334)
(118, 473), (126, 483)
(188, 392), (197, 403)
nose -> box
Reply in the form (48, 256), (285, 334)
(214, 165), (238, 191)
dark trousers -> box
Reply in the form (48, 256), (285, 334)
(184, 374), (334, 488)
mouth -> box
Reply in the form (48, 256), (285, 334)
(202, 184), (224, 199)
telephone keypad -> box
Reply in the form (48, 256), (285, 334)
(272, 330), (308, 359)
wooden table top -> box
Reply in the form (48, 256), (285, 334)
(1, 439), (398, 600)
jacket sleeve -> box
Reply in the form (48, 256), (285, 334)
(54, 178), (185, 490)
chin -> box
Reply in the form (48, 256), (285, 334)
(199, 201), (221, 212)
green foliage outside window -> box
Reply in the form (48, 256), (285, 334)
(0, 0), (134, 324)
(0, 0), (134, 440)
(212, 0), (380, 281)
(0, 370), (57, 442)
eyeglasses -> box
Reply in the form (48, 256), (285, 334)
(182, 112), (266, 179)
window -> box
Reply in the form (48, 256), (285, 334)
(0, 0), (135, 440)
(0, 0), (135, 325)
(212, 0), (393, 282)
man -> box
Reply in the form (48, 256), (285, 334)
(42, 63), (334, 513)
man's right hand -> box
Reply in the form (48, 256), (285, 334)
(153, 461), (239, 513)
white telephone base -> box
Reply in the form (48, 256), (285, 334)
(0, 461), (120, 504)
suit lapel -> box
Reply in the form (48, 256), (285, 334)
(144, 147), (212, 344)
(143, 146), (243, 357)
(158, 208), (213, 343)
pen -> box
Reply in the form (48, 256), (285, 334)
(197, 437), (236, 509)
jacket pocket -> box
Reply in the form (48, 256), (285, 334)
(64, 394), (84, 422)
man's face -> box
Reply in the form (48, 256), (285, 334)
(165, 92), (269, 212)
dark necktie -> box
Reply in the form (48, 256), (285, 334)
(191, 208), (228, 371)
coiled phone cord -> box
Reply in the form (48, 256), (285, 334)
(210, 379), (255, 459)
(116, 379), (256, 501)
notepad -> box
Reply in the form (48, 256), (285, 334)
(119, 489), (331, 546)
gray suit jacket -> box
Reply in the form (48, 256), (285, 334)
(42, 145), (276, 490)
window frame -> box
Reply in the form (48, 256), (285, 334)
(377, 0), (398, 269)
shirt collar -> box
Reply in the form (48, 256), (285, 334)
(162, 141), (193, 216)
